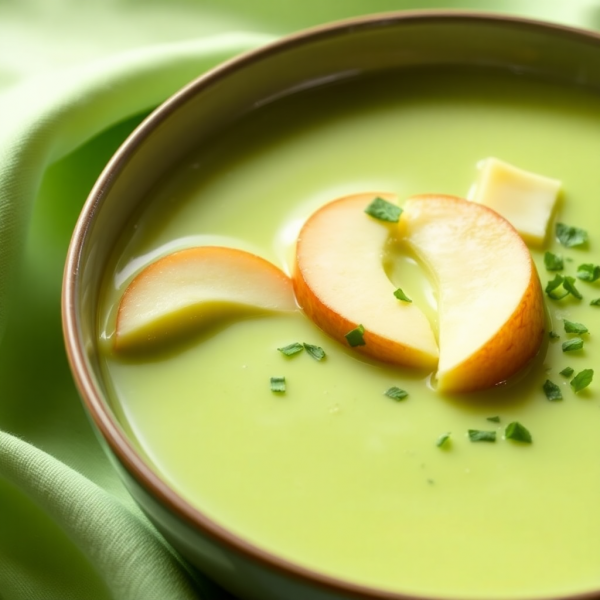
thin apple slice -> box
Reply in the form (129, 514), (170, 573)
(115, 246), (296, 351)
(293, 192), (439, 369)
(399, 194), (545, 392)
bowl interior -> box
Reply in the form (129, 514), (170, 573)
(64, 12), (600, 600)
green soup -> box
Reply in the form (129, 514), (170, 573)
(99, 67), (600, 599)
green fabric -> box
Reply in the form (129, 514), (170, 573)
(0, 2), (597, 599)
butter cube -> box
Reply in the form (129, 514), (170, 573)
(469, 157), (561, 246)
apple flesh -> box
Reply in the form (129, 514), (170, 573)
(293, 192), (439, 369)
(399, 194), (545, 392)
(115, 246), (296, 351)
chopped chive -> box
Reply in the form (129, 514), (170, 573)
(545, 275), (569, 300)
(556, 222), (588, 248)
(486, 416), (501, 423)
(591, 298), (600, 306)
(559, 367), (574, 378)
(436, 432), (451, 448)
(468, 429), (496, 443)
(542, 379), (563, 401)
(562, 337), (584, 352)
(270, 376), (286, 393)
(544, 251), (564, 271)
(563, 276), (582, 299)
(303, 343), (326, 361)
(505, 421), (532, 444)
(345, 324), (366, 347)
(277, 342), (304, 357)
(384, 386), (408, 401)
(571, 369), (594, 392)
(364, 197), (402, 223)
(576, 263), (600, 282)
(549, 330), (560, 339)
(393, 288), (412, 302)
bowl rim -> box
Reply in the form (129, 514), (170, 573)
(62, 9), (600, 600)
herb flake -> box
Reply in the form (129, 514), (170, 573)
(556, 222), (588, 248)
(345, 324), (366, 347)
(577, 263), (600, 282)
(468, 429), (496, 443)
(542, 379), (563, 401)
(486, 416), (501, 423)
(544, 251), (564, 271)
(549, 330), (560, 340)
(591, 298), (600, 306)
(277, 342), (304, 357)
(364, 197), (402, 223)
(436, 432), (451, 448)
(545, 275), (569, 300)
(559, 367), (574, 378)
(562, 337), (584, 352)
(571, 369), (594, 392)
(563, 320), (588, 335)
(563, 276), (583, 299)
(393, 288), (412, 302)
(270, 376), (286, 393)
(384, 386), (408, 401)
(303, 343), (326, 361)
(505, 421), (532, 444)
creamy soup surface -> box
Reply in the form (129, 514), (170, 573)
(99, 67), (600, 599)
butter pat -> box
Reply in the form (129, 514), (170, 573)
(469, 157), (561, 245)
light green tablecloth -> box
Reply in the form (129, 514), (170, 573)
(0, 2), (597, 599)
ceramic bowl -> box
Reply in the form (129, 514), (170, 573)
(63, 11), (600, 600)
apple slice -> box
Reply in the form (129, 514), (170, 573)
(399, 194), (545, 392)
(115, 246), (296, 351)
(293, 192), (439, 369)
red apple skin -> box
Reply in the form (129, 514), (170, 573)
(293, 192), (439, 370)
(400, 194), (546, 393)
(115, 246), (296, 351)
(438, 269), (545, 393)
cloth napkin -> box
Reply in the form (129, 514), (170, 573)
(0, 2), (597, 599)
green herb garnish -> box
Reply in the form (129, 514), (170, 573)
(549, 330), (560, 339)
(384, 386), (408, 401)
(559, 367), (574, 378)
(277, 342), (304, 357)
(544, 251), (564, 271)
(393, 288), (412, 302)
(556, 222), (588, 248)
(468, 430), (496, 443)
(545, 275), (569, 300)
(563, 319), (588, 335)
(571, 369), (594, 392)
(436, 432), (451, 448)
(505, 421), (532, 444)
(270, 376), (286, 393)
(486, 416), (501, 423)
(563, 276), (583, 299)
(345, 324), (366, 347)
(562, 337), (584, 352)
(303, 343), (326, 361)
(591, 298), (600, 306)
(542, 379), (563, 401)
(364, 197), (402, 223)
(576, 263), (600, 282)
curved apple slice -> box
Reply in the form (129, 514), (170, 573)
(399, 195), (545, 393)
(293, 192), (439, 369)
(115, 246), (296, 351)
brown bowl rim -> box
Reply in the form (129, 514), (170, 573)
(62, 10), (600, 600)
